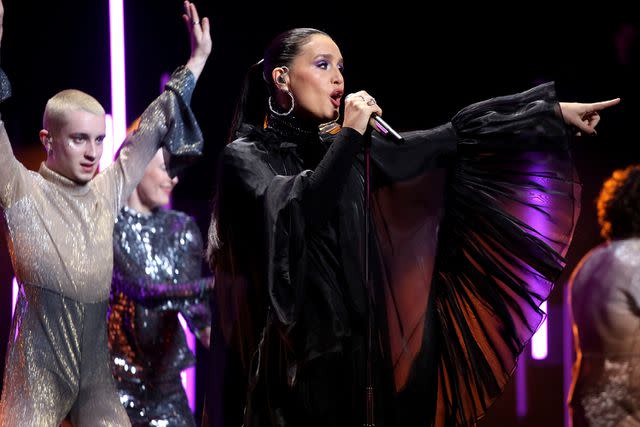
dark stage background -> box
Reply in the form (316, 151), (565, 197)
(0, 1), (638, 425)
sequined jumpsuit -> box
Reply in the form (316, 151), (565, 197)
(108, 206), (212, 427)
(569, 238), (640, 427)
(0, 66), (202, 427)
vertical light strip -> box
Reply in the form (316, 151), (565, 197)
(524, 168), (551, 362)
(563, 285), (573, 427)
(532, 301), (549, 360)
(516, 355), (528, 418)
(100, 114), (116, 170)
(109, 0), (127, 149)
(11, 277), (18, 317)
(109, 1), (195, 413)
(178, 313), (197, 412)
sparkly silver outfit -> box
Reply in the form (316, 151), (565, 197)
(108, 207), (212, 427)
(0, 66), (202, 426)
(569, 238), (640, 427)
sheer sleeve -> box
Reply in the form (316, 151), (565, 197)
(372, 82), (579, 425)
(93, 66), (203, 214)
(434, 81), (577, 424)
(0, 68), (29, 211)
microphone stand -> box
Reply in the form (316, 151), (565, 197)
(363, 115), (402, 426)
(363, 132), (375, 427)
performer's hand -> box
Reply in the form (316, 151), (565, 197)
(183, 1), (211, 81)
(343, 90), (383, 136)
(559, 98), (620, 136)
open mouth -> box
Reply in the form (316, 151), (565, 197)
(330, 90), (343, 108)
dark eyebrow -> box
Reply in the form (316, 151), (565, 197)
(69, 133), (90, 139)
(70, 133), (106, 139)
(315, 54), (344, 65)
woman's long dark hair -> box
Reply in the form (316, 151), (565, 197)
(212, 27), (329, 266)
(226, 28), (329, 144)
(209, 28), (331, 369)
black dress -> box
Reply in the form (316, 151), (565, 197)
(207, 82), (579, 426)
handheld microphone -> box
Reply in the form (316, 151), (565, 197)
(369, 114), (404, 143)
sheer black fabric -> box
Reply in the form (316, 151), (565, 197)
(206, 82), (579, 426)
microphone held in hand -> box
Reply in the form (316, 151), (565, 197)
(369, 114), (404, 143)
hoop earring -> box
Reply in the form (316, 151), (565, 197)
(268, 90), (295, 116)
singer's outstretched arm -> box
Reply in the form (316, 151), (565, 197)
(370, 82), (619, 183)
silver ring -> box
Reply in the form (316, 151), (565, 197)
(192, 20), (200, 26)
(366, 97), (376, 106)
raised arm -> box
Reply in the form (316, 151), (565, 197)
(96, 2), (211, 210)
(0, 0), (29, 210)
(0, 109), (22, 210)
(182, 1), (212, 81)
